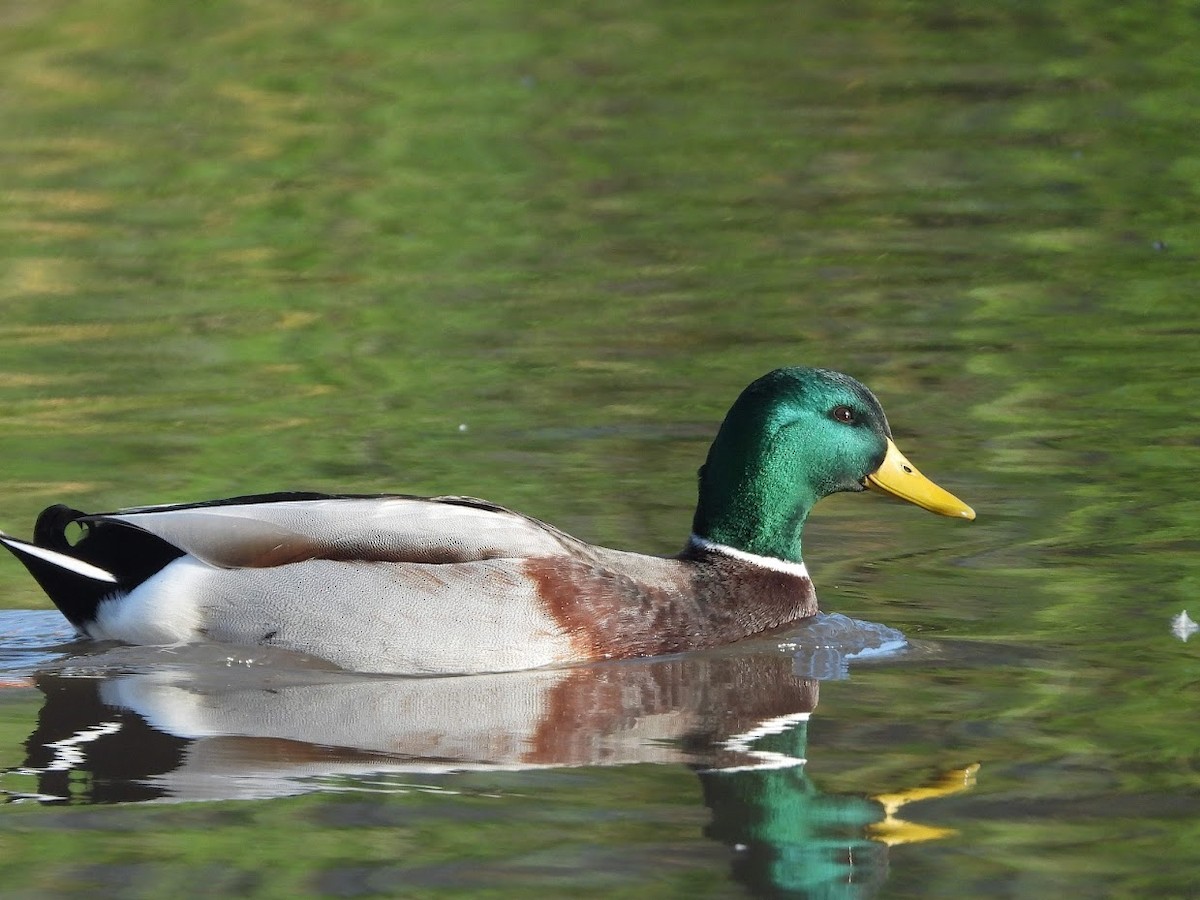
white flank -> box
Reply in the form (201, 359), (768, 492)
(88, 554), (578, 674)
(90, 556), (207, 643)
(1, 538), (117, 583)
(688, 535), (810, 579)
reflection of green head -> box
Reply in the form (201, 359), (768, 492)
(699, 718), (887, 898)
(693, 368), (892, 563)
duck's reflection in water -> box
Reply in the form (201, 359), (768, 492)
(13, 644), (974, 898)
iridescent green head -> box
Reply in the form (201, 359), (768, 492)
(692, 367), (973, 563)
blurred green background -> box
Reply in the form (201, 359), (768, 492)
(1, 0), (1197, 897)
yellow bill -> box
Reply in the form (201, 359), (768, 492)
(864, 439), (975, 520)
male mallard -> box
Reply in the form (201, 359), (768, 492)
(0, 367), (973, 675)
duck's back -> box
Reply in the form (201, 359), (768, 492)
(82, 492), (581, 568)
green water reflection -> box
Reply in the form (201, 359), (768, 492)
(1, 0), (1198, 896)
(1, 644), (983, 898)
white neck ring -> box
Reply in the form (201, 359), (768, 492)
(688, 535), (810, 579)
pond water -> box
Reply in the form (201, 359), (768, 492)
(1, 1), (1197, 897)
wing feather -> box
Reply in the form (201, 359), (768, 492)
(91, 495), (578, 568)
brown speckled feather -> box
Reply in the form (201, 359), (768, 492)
(527, 543), (816, 661)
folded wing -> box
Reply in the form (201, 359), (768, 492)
(85, 493), (579, 569)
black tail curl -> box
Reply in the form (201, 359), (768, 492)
(2, 505), (185, 630)
(33, 504), (89, 551)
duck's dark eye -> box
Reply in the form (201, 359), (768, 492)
(830, 405), (856, 425)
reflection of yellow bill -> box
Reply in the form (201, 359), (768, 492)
(864, 439), (976, 520)
(868, 763), (981, 846)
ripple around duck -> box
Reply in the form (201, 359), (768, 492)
(0, 609), (78, 675)
(775, 612), (909, 680)
(1, 605), (1040, 683)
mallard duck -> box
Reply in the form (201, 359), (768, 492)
(0, 367), (973, 675)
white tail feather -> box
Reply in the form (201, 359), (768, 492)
(0, 536), (118, 583)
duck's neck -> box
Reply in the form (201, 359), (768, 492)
(691, 466), (816, 565)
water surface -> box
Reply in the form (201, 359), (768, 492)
(1, 1), (1197, 897)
